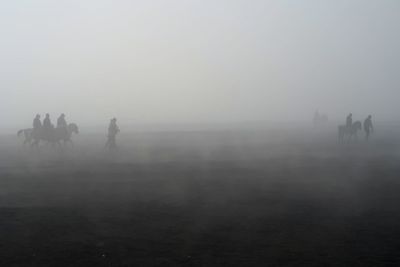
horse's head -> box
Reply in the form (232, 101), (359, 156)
(68, 123), (79, 134)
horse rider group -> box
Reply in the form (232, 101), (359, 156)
(31, 114), (120, 149)
(29, 113), (375, 149)
(33, 113), (68, 140)
(346, 113), (374, 140)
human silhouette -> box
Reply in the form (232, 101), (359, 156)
(33, 114), (42, 129)
(346, 113), (352, 128)
(57, 113), (67, 128)
(43, 114), (53, 128)
(105, 118), (120, 151)
(363, 115), (374, 141)
(43, 113), (54, 140)
(32, 114), (42, 140)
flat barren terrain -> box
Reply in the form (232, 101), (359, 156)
(1, 127), (400, 266)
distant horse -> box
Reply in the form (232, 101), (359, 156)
(18, 123), (79, 147)
(338, 121), (362, 142)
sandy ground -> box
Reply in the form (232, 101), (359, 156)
(1, 126), (400, 266)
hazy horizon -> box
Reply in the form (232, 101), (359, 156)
(2, 0), (400, 128)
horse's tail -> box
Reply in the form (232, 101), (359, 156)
(17, 129), (24, 137)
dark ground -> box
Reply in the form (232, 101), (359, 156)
(1, 126), (400, 266)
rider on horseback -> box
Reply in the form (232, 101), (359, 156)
(32, 114), (42, 139)
(57, 114), (67, 128)
(346, 113), (352, 128)
(43, 114), (54, 140)
(43, 114), (53, 128)
(33, 114), (42, 129)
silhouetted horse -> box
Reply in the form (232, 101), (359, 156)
(18, 123), (79, 147)
(338, 121), (362, 142)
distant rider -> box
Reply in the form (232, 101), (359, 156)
(57, 113), (67, 128)
(363, 115), (374, 141)
(43, 113), (54, 139)
(32, 114), (42, 139)
(43, 113), (53, 128)
(33, 114), (42, 129)
(346, 113), (353, 128)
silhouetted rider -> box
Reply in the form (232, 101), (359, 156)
(33, 114), (42, 129)
(346, 113), (352, 128)
(364, 115), (373, 141)
(43, 113), (54, 139)
(105, 118), (120, 150)
(43, 114), (53, 128)
(32, 114), (42, 140)
(57, 114), (67, 128)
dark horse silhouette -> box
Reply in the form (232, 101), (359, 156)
(338, 121), (362, 142)
(18, 123), (79, 147)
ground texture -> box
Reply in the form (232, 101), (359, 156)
(1, 130), (400, 266)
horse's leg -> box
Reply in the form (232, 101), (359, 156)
(104, 140), (109, 150)
(24, 132), (29, 144)
(68, 139), (74, 148)
(63, 139), (73, 148)
(31, 139), (39, 149)
(23, 132), (29, 147)
(51, 141), (58, 149)
(340, 130), (345, 143)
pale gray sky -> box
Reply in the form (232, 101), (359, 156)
(1, 0), (399, 127)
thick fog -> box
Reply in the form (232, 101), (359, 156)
(1, 0), (400, 128)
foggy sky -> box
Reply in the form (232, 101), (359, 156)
(1, 0), (400, 127)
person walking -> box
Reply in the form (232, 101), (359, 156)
(105, 118), (120, 151)
(363, 115), (374, 141)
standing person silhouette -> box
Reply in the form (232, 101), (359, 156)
(105, 118), (120, 151)
(363, 115), (374, 141)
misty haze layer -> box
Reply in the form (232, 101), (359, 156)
(1, 0), (400, 127)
